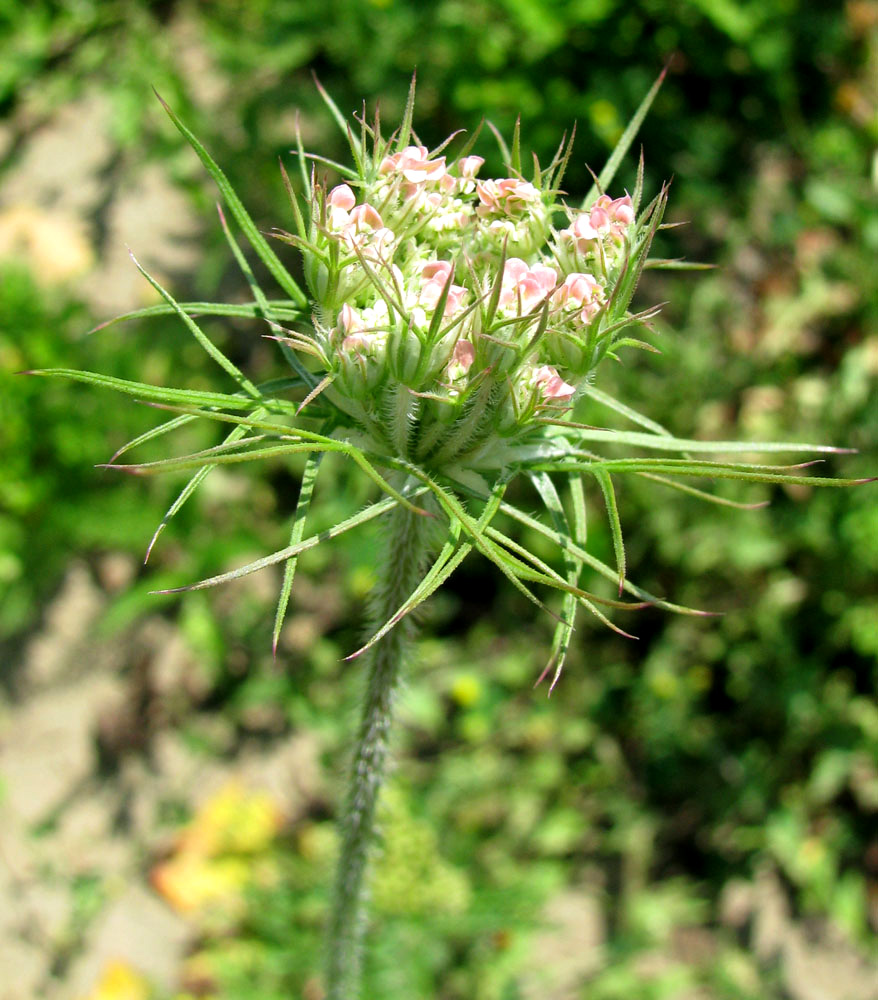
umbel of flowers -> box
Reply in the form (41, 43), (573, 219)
(280, 111), (663, 471)
(35, 75), (869, 1000)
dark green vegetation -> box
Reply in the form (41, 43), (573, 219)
(2, 1), (876, 996)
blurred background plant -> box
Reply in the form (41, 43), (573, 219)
(1, 1), (877, 998)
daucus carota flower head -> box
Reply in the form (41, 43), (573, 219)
(42, 74), (868, 696)
(286, 91), (668, 465)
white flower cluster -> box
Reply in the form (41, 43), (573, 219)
(294, 127), (653, 462)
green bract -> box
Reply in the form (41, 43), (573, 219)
(33, 75), (869, 691)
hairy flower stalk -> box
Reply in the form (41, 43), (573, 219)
(326, 502), (430, 997)
(31, 73), (872, 997)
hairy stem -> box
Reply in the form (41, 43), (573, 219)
(325, 502), (430, 998)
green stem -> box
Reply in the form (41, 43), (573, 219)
(325, 502), (430, 999)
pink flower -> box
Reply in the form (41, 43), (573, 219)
(338, 303), (369, 351)
(419, 260), (467, 316)
(379, 145), (446, 185)
(326, 184), (356, 230)
(349, 204), (383, 231)
(421, 260), (453, 283)
(328, 184), (355, 211)
(560, 214), (602, 253)
(552, 272), (604, 323)
(561, 193), (634, 252)
(532, 365), (576, 400)
(337, 301), (388, 353)
(339, 302), (361, 334)
(447, 339), (475, 380)
(498, 258), (557, 314)
(476, 178), (541, 217)
(590, 194), (635, 232)
(337, 203), (394, 253)
(457, 156), (485, 179)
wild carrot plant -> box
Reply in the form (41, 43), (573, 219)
(32, 74), (872, 997)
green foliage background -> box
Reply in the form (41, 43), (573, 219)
(1, 0), (877, 996)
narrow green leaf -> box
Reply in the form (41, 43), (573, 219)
(107, 440), (315, 476)
(510, 115), (522, 175)
(484, 525), (640, 637)
(632, 146), (645, 211)
(279, 157), (308, 241)
(396, 72), (417, 152)
(534, 457), (871, 489)
(538, 423), (854, 456)
(644, 259), (716, 271)
(583, 66), (667, 209)
(128, 250), (261, 400)
(151, 491), (428, 595)
(581, 386), (675, 438)
(28, 369), (279, 411)
(154, 90), (307, 307)
(530, 471), (579, 691)
(293, 112), (312, 198)
(635, 471), (770, 509)
(414, 473), (559, 620)
(311, 74), (364, 174)
(273, 451), (323, 655)
(569, 472), (587, 546)
(593, 468), (626, 593)
(216, 203), (317, 388)
(344, 524), (466, 661)
(486, 120), (512, 170)
(345, 477), (512, 661)
(500, 501), (712, 617)
(139, 403), (435, 517)
(144, 420), (257, 562)
(449, 120), (484, 169)
(296, 151), (360, 179)
(89, 300), (302, 333)
(109, 413), (195, 463)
